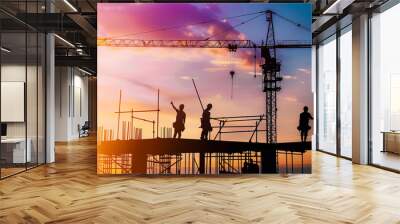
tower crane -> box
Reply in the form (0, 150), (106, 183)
(98, 10), (311, 144)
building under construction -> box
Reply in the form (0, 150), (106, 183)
(96, 9), (312, 175)
(97, 91), (310, 175)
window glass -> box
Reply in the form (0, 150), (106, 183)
(339, 27), (352, 158)
(0, 1), (46, 179)
(317, 35), (337, 154)
(371, 3), (400, 171)
(1, 28), (28, 178)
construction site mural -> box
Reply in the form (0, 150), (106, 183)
(97, 3), (312, 175)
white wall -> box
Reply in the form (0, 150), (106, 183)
(72, 72), (89, 138)
(55, 67), (89, 141)
(1, 63), (46, 164)
(1, 66), (26, 139)
(1, 65), (39, 138)
(55, 67), (70, 141)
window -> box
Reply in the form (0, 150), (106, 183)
(0, 1), (46, 179)
(317, 35), (337, 154)
(370, 3), (400, 171)
(339, 27), (352, 158)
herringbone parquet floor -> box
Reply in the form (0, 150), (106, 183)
(1, 137), (400, 224)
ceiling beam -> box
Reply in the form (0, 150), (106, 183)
(67, 13), (97, 45)
(55, 55), (96, 71)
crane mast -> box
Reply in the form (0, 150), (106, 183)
(262, 10), (281, 144)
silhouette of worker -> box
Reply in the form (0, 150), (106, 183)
(171, 101), (186, 139)
(200, 103), (213, 140)
(297, 106), (313, 143)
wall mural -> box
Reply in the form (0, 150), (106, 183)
(97, 3), (313, 175)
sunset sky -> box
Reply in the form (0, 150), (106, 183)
(98, 3), (312, 142)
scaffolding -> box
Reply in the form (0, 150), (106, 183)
(144, 151), (307, 175)
(97, 89), (161, 174)
(143, 115), (308, 175)
(98, 92), (309, 175)
(114, 89), (160, 139)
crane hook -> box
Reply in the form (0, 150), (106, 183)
(229, 70), (235, 99)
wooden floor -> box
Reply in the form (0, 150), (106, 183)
(1, 137), (400, 223)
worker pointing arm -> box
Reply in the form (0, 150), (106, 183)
(170, 101), (178, 112)
(171, 101), (186, 139)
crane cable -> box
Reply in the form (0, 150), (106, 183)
(200, 13), (264, 99)
(204, 13), (264, 41)
(272, 12), (310, 32)
(108, 10), (267, 40)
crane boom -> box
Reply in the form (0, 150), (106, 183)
(97, 38), (311, 49)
